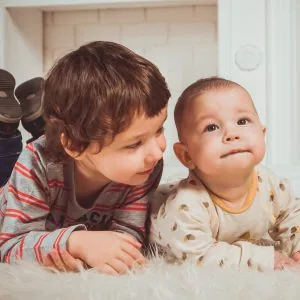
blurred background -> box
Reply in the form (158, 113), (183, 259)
(0, 0), (299, 189)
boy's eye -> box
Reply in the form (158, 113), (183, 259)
(237, 118), (249, 125)
(126, 141), (142, 149)
(156, 126), (165, 135)
(204, 124), (219, 132)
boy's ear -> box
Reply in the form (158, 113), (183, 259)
(262, 126), (266, 135)
(60, 133), (84, 160)
(173, 142), (196, 170)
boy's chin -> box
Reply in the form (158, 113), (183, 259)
(123, 174), (150, 186)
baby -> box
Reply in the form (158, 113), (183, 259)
(150, 77), (300, 271)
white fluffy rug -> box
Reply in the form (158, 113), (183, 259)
(2, 170), (300, 300)
(1, 258), (300, 300)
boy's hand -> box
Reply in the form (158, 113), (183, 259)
(42, 249), (84, 272)
(68, 231), (147, 275)
(274, 251), (298, 270)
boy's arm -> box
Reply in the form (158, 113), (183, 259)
(268, 178), (300, 256)
(151, 188), (274, 271)
(0, 145), (86, 264)
(110, 160), (163, 243)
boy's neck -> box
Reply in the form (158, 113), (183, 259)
(195, 168), (255, 205)
(74, 162), (111, 208)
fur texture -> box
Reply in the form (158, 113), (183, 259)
(1, 258), (300, 300)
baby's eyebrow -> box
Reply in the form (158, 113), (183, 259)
(236, 107), (257, 115)
(237, 111), (258, 118)
(195, 114), (215, 125)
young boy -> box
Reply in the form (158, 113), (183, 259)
(150, 77), (300, 271)
(0, 41), (170, 275)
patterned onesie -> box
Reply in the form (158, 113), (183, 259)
(150, 165), (300, 271)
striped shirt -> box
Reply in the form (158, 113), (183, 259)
(0, 136), (163, 264)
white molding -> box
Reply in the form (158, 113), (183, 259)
(218, 0), (267, 124)
(265, 0), (297, 165)
(4, 0), (216, 10)
(217, 0), (232, 79)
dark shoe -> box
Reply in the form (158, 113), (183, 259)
(15, 77), (44, 123)
(15, 77), (45, 138)
(0, 69), (22, 137)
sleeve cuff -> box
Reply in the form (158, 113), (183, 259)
(239, 243), (274, 271)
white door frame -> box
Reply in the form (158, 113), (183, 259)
(218, 0), (299, 190)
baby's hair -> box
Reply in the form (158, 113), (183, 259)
(174, 77), (244, 140)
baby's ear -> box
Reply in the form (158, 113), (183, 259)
(173, 142), (196, 170)
(262, 125), (266, 135)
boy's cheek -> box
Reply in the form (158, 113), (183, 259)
(159, 135), (167, 153)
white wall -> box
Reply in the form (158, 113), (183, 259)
(297, 0), (300, 137)
(43, 5), (218, 181)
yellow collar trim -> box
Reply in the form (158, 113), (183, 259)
(209, 172), (257, 214)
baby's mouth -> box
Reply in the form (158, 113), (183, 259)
(220, 149), (250, 158)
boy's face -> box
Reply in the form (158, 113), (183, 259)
(180, 87), (265, 177)
(75, 107), (167, 186)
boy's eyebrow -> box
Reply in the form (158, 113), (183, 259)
(126, 115), (168, 142)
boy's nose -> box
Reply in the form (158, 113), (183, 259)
(145, 140), (164, 164)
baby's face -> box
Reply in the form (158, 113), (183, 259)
(182, 86), (265, 177)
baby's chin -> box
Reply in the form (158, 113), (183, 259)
(221, 157), (256, 173)
(196, 160), (255, 178)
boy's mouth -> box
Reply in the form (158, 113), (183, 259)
(220, 149), (250, 158)
(137, 167), (155, 175)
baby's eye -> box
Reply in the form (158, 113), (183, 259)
(237, 118), (249, 125)
(204, 124), (219, 132)
(126, 141), (142, 149)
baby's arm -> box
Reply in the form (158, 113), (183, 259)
(268, 178), (300, 258)
(151, 190), (275, 271)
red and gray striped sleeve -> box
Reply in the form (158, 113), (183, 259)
(0, 143), (85, 264)
(110, 160), (163, 243)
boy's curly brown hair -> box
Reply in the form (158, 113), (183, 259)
(43, 41), (171, 163)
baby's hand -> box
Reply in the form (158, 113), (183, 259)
(274, 251), (297, 271)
